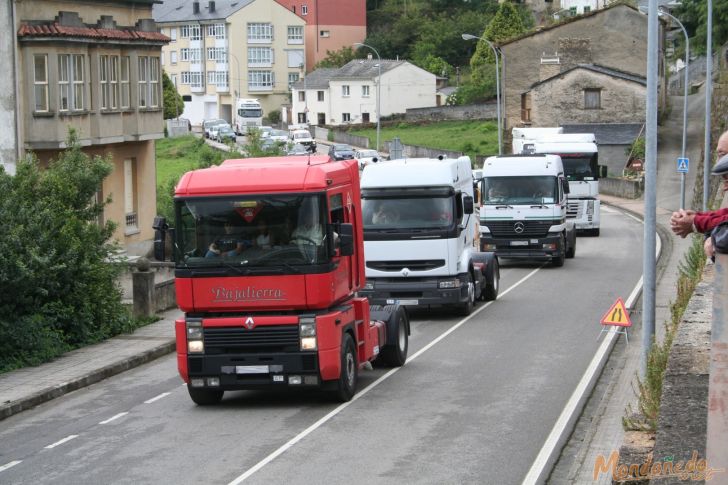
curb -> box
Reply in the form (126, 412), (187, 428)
(0, 340), (176, 422)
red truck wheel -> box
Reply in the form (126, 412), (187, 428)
(333, 334), (358, 402)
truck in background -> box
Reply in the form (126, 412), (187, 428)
(478, 154), (576, 266)
(167, 155), (409, 405)
(234, 98), (263, 135)
(512, 127), (602, 236)
(359, 156), (500, 316)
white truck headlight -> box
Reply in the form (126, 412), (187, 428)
(186, 320), (204, 354)
(300, 317), (317, 351)
(363, 281), (374, 290)
(439, 278), (463, 289)
(587, 200), (595, 215)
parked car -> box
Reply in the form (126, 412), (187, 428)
(203, 119), (227, 139)
(354, 149), (381, 169)
(268, 129), (289, 143)
(260, 138), (286, 154)
(208, 122), (231, 141)
(215, 126), (237, 143)
(258, 126), (274, 139)
(329, 143), (356, 161)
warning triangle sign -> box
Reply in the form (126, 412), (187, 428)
(600, 298), (632, 327)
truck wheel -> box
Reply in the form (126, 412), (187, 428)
(333, 333), (358, 402)
(552, 235), (565, 267)
(380, 306), (409, 367)
(566, 233), (576, 258)
(187, 385), (224, 406)
(456, 273), (475, 316)
(483, 259), (500, 301)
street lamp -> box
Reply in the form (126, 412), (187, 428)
(462, 33), (502, 155)
(354, 42), (381, 152)
(658, 7), (690, 209)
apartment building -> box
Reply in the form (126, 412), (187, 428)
(8, 0), (168, 256)
(154, 0), (306, 125)
(275, 0), (366, 70)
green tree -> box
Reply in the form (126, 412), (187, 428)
(471, 1), (526, 83)
(163, 70), (184, 120)
(675, 0), (728, 55)
(0, 130), (132, 371)
(414, 54), (454, 78)
(314, 46), (358, 69)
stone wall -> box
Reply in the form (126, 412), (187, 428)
(405, 102), (496, 122)
(599, 177), (643, 199)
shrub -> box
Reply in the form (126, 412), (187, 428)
(0, 130), (132, 372)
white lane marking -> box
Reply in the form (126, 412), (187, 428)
(99, 412), (128, 424)
(0, 461), (22, 473)
(228, 266), (543, 485)
(144, 392), (171, 404)
(44, 435), (79, 449)
(522, 210), (656, 485)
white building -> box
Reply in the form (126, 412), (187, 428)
(291, 59), (436, 126)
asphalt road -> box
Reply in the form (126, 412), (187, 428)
(0, 206), (643, 485)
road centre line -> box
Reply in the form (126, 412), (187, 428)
(0, 461), (22, 473)
(228, 265), (544, 484)
(522, 211), (657, 485)
(144, 392), (171, 404)
(99, 412), (128, 424)
(44, 435), (79, 449)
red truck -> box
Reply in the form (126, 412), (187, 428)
(167, 155), (409, 405)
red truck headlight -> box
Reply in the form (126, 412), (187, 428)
(299, 316), (317, 351)
(186, 320), (204, 354)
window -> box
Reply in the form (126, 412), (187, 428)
(124, 158), (138, 232)
(584, 88), (601, 109)
(207, 23), (225, 39)
(58, 54), (84, 111)
(248, 70), (273, 89)
(170, 27), (177, 41)
(180, 25), (190, 38)
(33, 54), (48, 112)
(171, 51), (178, 64)
(207, 71), (228, 88)
(181, 48), (189, 61)
(248, 23), (273, 43)
(120, 56), (130, 108)
(288, 72), (300, 87)
(207, 47), (226, 62)
(569, 6), (577, 15)
(109, 56), (119, 109)
(288, 26), (303, 44)
(362, 85), (370, 97)
(248, 47), (273, 66)
(149, 57), (160, 107)
(342, 85), (350, 97)
(100, 55), (109, 109)
(181, 72), (190, 84)
(170, 74), (177, 86)
(287, 50), (304, 68)
(320, 30), (330, 38)
(317, 91), (324, 101)
(342, 113), (351, 122)
(190, 24), (201, 41)
(302, 5), (308, 15)
(190, 72), (203, 88)
(138, 56), (148, 107)
(298, 91), (305, 102)
(189, 48), (202, 63)
(583, 6), (591, 12)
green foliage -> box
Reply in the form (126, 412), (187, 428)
(413, 54), (454, 78)
(162, 70), (185, 120)
(675, 0), (728, 55)
(471, 2), (526, 79)
(315, 46), (357, 69)
(266, 110), (281, 126)
(627, 136), (645, 160)
(0, 130), (133, 372)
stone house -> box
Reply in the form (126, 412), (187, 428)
(6, 0), (169, 256)
(499, 3), (664, 135)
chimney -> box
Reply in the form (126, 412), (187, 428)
(209, 1), (215, 12)
(193, 1), (200, 14)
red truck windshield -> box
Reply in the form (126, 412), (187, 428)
(174, 194), (329, 269)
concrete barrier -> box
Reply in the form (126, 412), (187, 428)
(599, 177), (644, 199)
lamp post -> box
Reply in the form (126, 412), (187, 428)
(462, 33), (502, 155)
(354, 42), (381, 152)
(658, 7), (690, 209)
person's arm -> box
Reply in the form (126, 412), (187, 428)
(694, 208), (728, 233)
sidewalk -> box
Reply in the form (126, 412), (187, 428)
(0, 308), (182, 421)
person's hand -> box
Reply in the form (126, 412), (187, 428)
(670, 209), (695, 238)
(208, 243), (221, 255)
(704, 237), (715, 259)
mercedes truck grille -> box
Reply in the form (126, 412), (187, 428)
(484, 220), (552, 238)
(203, 325), (300, 354)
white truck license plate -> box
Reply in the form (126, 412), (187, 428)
(235, 365), (269, 374)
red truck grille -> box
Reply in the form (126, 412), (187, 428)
(203, 325), (300, 354)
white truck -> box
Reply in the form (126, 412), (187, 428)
(478, 154), (576, 266)
(359, 156), (500, 315)
(512, 127), (601, 236)
(234, 98), (263, 135)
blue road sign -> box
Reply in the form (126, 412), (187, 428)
(677, 157), (689, 173)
